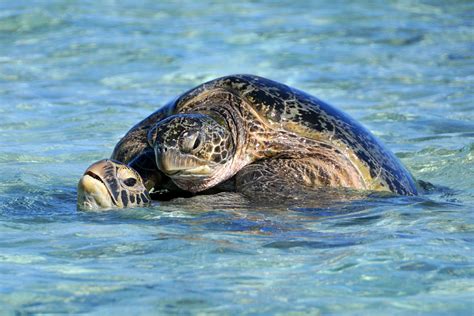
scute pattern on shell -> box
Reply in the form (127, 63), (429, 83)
(112, 74), (417, 196)
(170, 74), (417, 195)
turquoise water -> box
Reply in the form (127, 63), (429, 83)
(1, 0), (473, 314)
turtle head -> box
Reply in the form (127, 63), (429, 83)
(77, 159), (151, 210)
(148, 113), (236, 192)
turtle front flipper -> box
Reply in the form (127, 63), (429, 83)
(234, 158), (379, 202)
(77, 159), (151, 210)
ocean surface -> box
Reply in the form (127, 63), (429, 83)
(0, 1), (473, 314)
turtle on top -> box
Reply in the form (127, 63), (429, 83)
(77, 74), (418, 210)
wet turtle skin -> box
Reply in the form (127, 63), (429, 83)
(141, 74), (418, 195)
(79, 74), (417, 210)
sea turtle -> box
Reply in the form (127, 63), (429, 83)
(77, 74), (418, 210)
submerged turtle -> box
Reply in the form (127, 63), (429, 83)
(77, 74), (418, 210)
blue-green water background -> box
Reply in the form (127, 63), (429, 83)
(1, 1), (473, 314)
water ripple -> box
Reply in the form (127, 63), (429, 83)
(0, 0), (473, 314)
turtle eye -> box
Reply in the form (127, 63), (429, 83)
(180, 130), (203, 154)
(192, 135), (201, 151)
(123, 177), (137, 187)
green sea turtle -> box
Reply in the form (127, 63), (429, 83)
(77, 74), (418, 210)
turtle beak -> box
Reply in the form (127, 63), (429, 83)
(154, 146), (211, 177)
(77, 160), (117, 210)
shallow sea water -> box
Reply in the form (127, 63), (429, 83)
(0, 1), (473, 314)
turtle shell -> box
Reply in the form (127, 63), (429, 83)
(113, 74), (418, 195)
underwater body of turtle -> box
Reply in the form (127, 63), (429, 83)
(77, 74), (418, 210)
